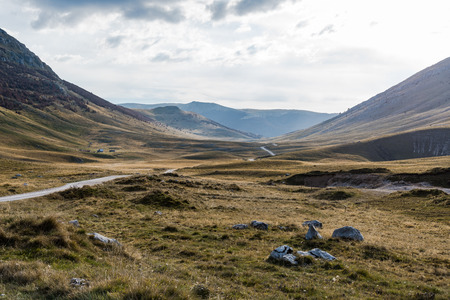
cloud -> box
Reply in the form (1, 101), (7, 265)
(318, 24), (335, 35)
(151, 52), (189, 63)
(208, 1), (228, 21)
(106, 35), (126, 48)
(123, 4), (184, 23)
(234, 0), (282, 16)
(25, 0), (186, 28)
(208, 0), (298, 21)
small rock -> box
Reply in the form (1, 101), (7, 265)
(332, 226), (364, 241)
(15, 174), (22, 177)
(302, 220), (323, 229)
(305, 224), (322, 240)
(281, 253), (298, 265)
(269, 245), (293, 260)
(70, 278), (89, 287)
(251, 220), (268, 230)
(88, 232), (121, 246)
(23, 183), (28, 186)
(68, 220), (80, 227)
(309, 248), (336, 261)
(297, 250), (313, 257)
(232, 224), (249, 229)
(154, 211), (163, 215)
(92, 214), (99, 218)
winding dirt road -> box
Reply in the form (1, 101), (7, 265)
(0, 175), (130, 203)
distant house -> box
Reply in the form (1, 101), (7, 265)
(97, 149), (104, 153)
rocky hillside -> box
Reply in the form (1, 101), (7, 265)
(280, 57), (450, 145)
(138, 106), (260, 141)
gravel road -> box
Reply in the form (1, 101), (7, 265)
(0, 175), (130, 202)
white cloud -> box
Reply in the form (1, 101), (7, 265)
(1, 0), (449, 113)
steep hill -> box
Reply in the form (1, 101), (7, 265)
(280, 57), (450, 145)
(122, 101), (337, 137)
(137, 106), (260, 140)
(0, 28), (193, 162)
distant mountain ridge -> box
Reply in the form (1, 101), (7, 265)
(280, 57), (450, 144)
(121, 101), (338, 137)
(137, 106), (260, 140)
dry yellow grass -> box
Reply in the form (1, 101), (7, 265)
(0, 162), (447, 299)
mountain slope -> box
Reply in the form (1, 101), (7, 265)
(279, 128), (450, 162)
(121, 101), (337, 137)
(137, 106), (260, 140)
(0, 28), (189, 161)
(280, 57), (450, 144)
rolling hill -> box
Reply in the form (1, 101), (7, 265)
(280, 57), (450, 145)
(121, 101), (337, 137)
(137, 106), (260, 141)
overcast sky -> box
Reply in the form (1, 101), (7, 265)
(1, 0), (449, 113)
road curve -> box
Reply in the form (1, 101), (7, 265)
(261, 146), (276, 156)
(0, 175), (131, 203)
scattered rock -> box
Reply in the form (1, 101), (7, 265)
(269, 245), (293, 261)
(269, 245), (298, 265)
(232, 224), (249, 229)
(305, 224), (322, 240)
(70, 278), (89, 287)
(154, 211), (163, 216)
(68, 220), (80, 227)
(332, 226), (364, 241)
(88, 232), (121, 246)
(92, 214), (99, 218)
(302, 220), (323, 228)
(281, 253), (298, 265)
(309, 248), (336, 261)
(251, 220), (268, 230)
(297, 250), (313, 257)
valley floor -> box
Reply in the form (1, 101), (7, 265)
(0, 155), (448, 299)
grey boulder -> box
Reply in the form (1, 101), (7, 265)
(269, 245), (297, 265)
(305, 224), (322, 240)
(88, 232), (122, 246)
(251, 220), (268, 230)
(302, 220), (323, 229)
(232, 224), (249, 229)
(332, 226), (364, 241)
(309, 248), (336, 261)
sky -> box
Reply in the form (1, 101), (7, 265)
(1, 0), (450, 113)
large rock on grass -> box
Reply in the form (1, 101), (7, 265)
(332, 226), (364, 241)
(251, 220), (268, 230)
